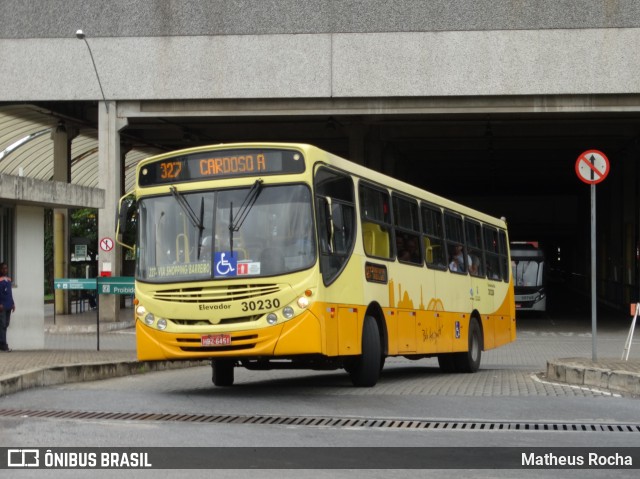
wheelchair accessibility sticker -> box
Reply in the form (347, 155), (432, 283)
(214, 251), (238, 277)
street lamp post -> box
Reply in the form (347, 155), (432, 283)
(75, 29), (108, 113)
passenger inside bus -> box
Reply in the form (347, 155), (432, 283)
(397, 234), (421, 264)
(396, 235), (410, 261)
(449, 244), (466, 272)
(468, 254), (480, 275)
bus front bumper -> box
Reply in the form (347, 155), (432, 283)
(136, 310), (323, 361)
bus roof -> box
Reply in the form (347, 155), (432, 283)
(137, 142), (508, 230)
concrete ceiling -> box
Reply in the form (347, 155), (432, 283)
(3, 101), (639, 247)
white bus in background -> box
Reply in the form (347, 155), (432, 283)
(511, 241), (546, 312)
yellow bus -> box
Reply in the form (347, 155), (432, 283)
(117, 142), (515, 387)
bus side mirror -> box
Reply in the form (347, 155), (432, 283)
(116, 194), (136, 251)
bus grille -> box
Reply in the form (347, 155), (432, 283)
(171, 315), (261, 326)
(152, 284), (282, 303)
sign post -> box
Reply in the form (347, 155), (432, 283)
(575, 150), (610, 361)
(54, 277), (134, 351)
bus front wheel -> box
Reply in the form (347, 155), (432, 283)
(347, 316), (382, 387)
(211, 359), (235, 386)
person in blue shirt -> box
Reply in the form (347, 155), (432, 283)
(0, 262), (16, 352)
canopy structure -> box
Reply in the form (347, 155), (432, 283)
(0, 105), (157, 192)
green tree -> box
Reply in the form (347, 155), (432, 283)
(70, 208), (99, 260)
(44, 209), (53, 295)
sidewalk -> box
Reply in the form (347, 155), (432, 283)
(0, 308), (639, 397)
(0, 307), (206, 396)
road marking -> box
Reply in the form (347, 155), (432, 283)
(531, 373), (621, 398)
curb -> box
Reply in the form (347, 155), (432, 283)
(546, 358), (640, 395)
(44, 320), (135, 334)
(0, 360), (209, 397)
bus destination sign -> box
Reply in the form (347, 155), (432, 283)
(139, 149), (305, 186)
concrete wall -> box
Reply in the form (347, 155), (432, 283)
(0, 175), (105, 209)
(2, 1), (640, 37)
(2, 1), (640, 102)
(10, 205), (45, 350)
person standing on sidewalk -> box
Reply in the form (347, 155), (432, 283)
(0, 262), (15, 352)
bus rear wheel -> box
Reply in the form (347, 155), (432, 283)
(453, 318), (482, 373)
(211, 359), (235, 386)
(348, 316), (382, 387)
(437, 319), (482, 373)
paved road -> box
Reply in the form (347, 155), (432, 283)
(1, 312), (639, 477)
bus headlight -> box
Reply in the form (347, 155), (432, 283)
(282, 306), (295, 319)
(266, 313), (278, 325)
(144, 313), (154, 325)
(157, 318), (167, 330)
(136, 305), (147, 316)
(297, 296), (309, 309)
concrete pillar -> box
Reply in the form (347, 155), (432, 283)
(622, 148), (636, 303)
(97, 101), (127, 322)
(52, 123), (70, 314)
(53, 212), (66, 314)
(11, 205), (45, 349)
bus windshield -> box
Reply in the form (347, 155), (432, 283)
(137, 184), (315, 282)
(513, 255), (544, 288)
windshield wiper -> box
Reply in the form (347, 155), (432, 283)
(170, 185), (205, 234)
(196, 197), (205, 259)
(229, 179), (263, 253)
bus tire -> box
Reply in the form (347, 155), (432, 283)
(453, 318), (482, 373)
(348, 316), (382, 387)
(212, 359), (235, 386)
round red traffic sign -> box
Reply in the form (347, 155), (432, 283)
(99, 237), (114, 252)
(575, 150), (609, 185)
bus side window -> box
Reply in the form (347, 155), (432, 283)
(359, 182), (392, 259)
(421, 204), (446, 269)
(392, 194), (422, 265)
(483, 226), (502, 280)
(465, 219), (485, 277)
(314, 167), (356, 285)
(444, 212), (467, 274)
(498, 229), (509, 282)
